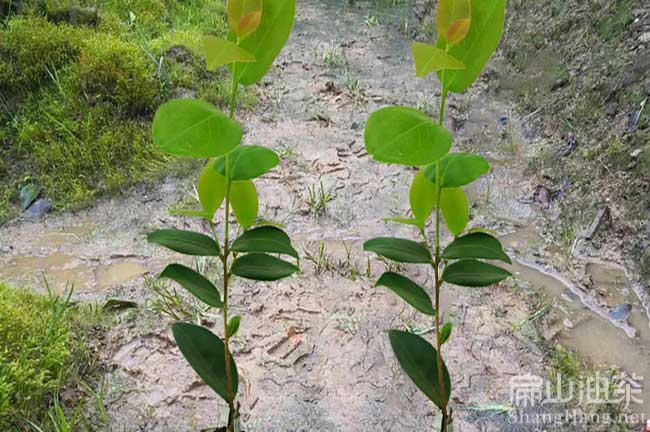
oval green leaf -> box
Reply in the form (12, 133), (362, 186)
(424, 152), (489, 188)
(388, 330), (451, 409)
(410, 169), (437, 223)
(230, 180), (258, 229)
(363, 237), (432, 264)
(214, 145), (279, 180)
(412, 42), (465, 78)
(383, 217), (424, 228)
(231, 225), (298, 258)
(375, 272), (435, 315)
(198, 161), (226, 218)
(203, 36), (255, 71)
(147, 229), (220, 256)
(440, 187), (468, 237)
(437, 0), (506, 93)
(227, 315), (241, 337)
(153, 99), (242, 158)
(441, 259), (511, 287)
(172, 323), (238, 403)
(159, 264), (223, 307)
(440, 322), (452, 345)
(229, 0), (296, 86)
(231, 253), (299, 281)
(364, 106), (452, 166)
(442, 232), (511, 264)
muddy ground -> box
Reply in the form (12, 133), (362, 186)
(1, 1), (648, 431)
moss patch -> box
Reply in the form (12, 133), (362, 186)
(0, 0), (245, 219)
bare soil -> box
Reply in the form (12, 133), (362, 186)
(1, 1), (648, 431)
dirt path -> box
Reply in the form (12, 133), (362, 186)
(1, 1), (647, 431)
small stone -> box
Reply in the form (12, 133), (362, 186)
(640, 32), (650, 43)
(24, 198), (52, 219)
(631, 148), (643, 158)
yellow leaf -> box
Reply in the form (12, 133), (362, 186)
(436, 0), (471, 46)
(446, 18), (471, 45)
(237, 11), (262, 39)
(198, 160), (226, 219)
(440, 187), (468, 237)
(409, 169), (437, 224)
(227, 0), (262, 39)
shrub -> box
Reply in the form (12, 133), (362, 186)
(76, 34), (160, 115)
(0, 283), (78, 428)
(0, 17), (82, 97)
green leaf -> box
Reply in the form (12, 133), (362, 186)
(213, 145), (279, 180)
(227, 315), (241, 337)
(231, 253), (299, 281)
(437, 0), (506, 93)
(364, 106), (452, 166)
(153, 99), (242, 158)
(410, 169), (437, 223)
(168, 208), (212, 218)
(227, 0), (263, 39)
(147, 229), (220, 256)
(442, 259), (511, 287)
(231, 225), (298, 258)
(442, 232), (511, 264)
(440, 322), (452, 345)
(230, 180), (258, 229)
(198, 160), (227, 218)
(159, 264), (223, 308)
(388, 330), (451, 409)
(423, 152), (489, 188)
(364, 237), (432, 263)
(383, 217), (424, 228)
(20, 183), (42, 211)
(172, 323), (238, 403)
(203, 36), (255, 71)
(412, 42), (465, 78)
(440, 187), (468, 237)
(375, 272), (435, 315)
(229, 0), (296, 86)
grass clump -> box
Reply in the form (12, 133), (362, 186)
(0, 282), (93, 429)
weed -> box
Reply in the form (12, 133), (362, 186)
(322, 46), (348, 69)
(306, 181), (335, 214)
(303, 242), (333, 275)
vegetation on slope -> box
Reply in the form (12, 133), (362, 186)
(500, 0), (649, 272)
(0, 0), (255, 221)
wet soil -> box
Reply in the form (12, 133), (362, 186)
(1, 1), (648, 431)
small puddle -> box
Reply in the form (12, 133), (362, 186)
(96, 262), (148, 289)
(0, 253), (148, 293)
(503, 226), (650, 415)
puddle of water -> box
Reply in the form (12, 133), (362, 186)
(32, 223), (95, 248)
(504, 227), (650, 415)
(0, 252), (147, 293)
(96, 262), (148, 289)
